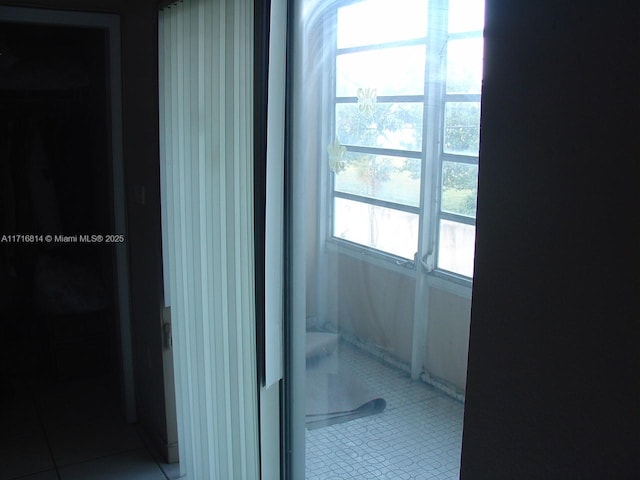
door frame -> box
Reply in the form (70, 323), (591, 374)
(0, 6), (136, 422)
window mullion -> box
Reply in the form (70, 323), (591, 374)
(334, 191), (420, 214)
(344, 145), (423, 159)
(336, 36), (428, 55)
(418, 0), (448, 266)
(325, 6), (339, 245)
(440, 211), (476, 226)
(336, 94), (425, 103)
(441, 152), (478, 165)
(444, 93), (481, 102)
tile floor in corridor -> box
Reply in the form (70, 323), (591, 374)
(0, 373), (181, 480)
(2, 342), (463, 479)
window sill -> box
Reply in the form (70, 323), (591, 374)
(325, 237), (416, 277)
(325, 238), (473, 299)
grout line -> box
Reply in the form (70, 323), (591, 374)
(11, 469), (57, 480)
(27, 380), (62, 480)
(27, 375), (159, 476)
(53, 446), (149, 471)
(339, 332), (466, 402)
(336, 341), (451, 413)
(134, 426), (172, 480)
(305, 342), (464, 479)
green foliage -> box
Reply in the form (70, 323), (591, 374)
(442, 162), (476, 190)
(336, 102), (423, 151)
(349, 154), (393, 195)
(442, 163), (477, 216)
(403, 157), (421, 180)
(334, 99), (478, 216)
(441, 188), (477, 217)
(443, 103), (480, 154)
(463, 192), (477, 215)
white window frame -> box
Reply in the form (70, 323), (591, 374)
(323, 0), (482, 284)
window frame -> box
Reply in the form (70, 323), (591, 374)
(324, 0), (482, 283)
(435, 26), (483, 279)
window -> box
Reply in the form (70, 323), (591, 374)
(328, 0), (484, 279)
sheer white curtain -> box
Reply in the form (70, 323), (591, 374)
(158, 1), (259, 478)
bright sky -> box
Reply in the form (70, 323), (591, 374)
(337, 0), (485, 49)
(332, 0), (485, 154)
(335, 0), (485, 97)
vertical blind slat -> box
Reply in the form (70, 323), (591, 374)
(158, 1), (259, 477)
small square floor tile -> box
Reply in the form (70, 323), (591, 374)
(14, 470), (59, 480)
(158, 461), (182, 479)
(134, 425), (182, 479)
(48, 416), (143, 467)
(0, 431), (55, 480)
(305, 342), (464, 479)
(0, 388), (40, 437)
(36, 375), (120, 430)
(58, 448), (166, 479)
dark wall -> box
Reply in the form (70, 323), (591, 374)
(0, 0), (168, 449)
(116, 0), (167, 448)
(462, 0), (638, 478)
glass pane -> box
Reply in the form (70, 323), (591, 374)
(443, 102), (481, 155)
(290, 0), (484, 478)
(337, 0), (428, 49)
(336, 45), (426, 97)
(441, 161), (478, 217)
(437, 219), (476, 277)
(334, 152), (421, 207)
(334, 197), (418, 259)
(446, 37), (484, 94)
(336, 102), (423, 151)
(448, 0), (485, 33)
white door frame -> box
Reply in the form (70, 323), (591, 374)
(0, 6), (136, 423)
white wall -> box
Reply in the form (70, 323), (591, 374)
(426, 288), (471, 391)
(318, 250), (471, 392)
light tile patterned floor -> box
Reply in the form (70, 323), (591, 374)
(3, 344), (461, 479)
(305, 342), (465, 479)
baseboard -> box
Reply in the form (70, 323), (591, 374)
(164, 441), (179, 464)
(137, 425), (179, 464)
(339, 330), (465, 403)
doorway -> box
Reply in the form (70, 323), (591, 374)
(0, 21), (116, 383)
(0, 11), (167, 479)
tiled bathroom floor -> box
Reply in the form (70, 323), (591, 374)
(305, 342), (465, 479)
(0, 373), (181, 480)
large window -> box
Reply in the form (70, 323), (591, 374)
(328, 0), (484, 278)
